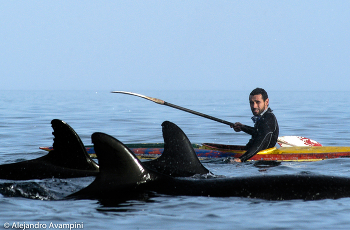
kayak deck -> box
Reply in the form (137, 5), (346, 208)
(201, 143), (350, 161)
(39, 143), (350, 162)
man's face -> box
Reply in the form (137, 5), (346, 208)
(249, 94), (269, 116)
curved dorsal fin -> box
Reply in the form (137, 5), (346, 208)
(48, 119), (99, 170)
(144, 121), (210, 177)
(70, 132), (157, 198)
(91, 132), (145, 175)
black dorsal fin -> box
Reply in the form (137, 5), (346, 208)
(144, 121), (210, 177)
(69, 132), (157, 198)
(48, 119), (99, 170)
(91, 132), (146, 175)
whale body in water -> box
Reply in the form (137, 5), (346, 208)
(70, 121), (350, 201)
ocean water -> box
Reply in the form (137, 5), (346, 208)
(0, 90), (350, 230)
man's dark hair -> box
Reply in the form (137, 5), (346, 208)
(250, 88), (268, 101)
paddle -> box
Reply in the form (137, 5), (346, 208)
(111, 91), (321, 147)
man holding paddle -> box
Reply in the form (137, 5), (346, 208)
(112, 89), (279, 162)
(231, 88), (279, 162)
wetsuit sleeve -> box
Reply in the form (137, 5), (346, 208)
(239, 114), (277, 162)
(241, 125), (256, 136)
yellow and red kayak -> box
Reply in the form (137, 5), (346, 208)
(40, 142), (350, 162)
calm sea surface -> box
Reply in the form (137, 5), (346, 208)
(0, 90), (350, 230)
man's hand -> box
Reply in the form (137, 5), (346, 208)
(229, 158), (242, 163)
(231, 122), (244, 132)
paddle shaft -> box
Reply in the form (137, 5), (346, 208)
(164, 101), (235, 126)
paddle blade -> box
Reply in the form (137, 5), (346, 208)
(111, 91), (165, 104)
(277, 136), (322, 147)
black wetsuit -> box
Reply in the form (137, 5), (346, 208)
(239, 107), (279, 162)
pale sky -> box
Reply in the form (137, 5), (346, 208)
(1, 1), (349, 91)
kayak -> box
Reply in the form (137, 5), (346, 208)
(200, 143), (350, 162)
(39, 142), (350, 162)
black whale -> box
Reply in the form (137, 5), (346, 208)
(70, 121), (350, 201)
(0, 119), (99, 180)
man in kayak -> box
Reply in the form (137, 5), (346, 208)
(231, 88), (279, 162)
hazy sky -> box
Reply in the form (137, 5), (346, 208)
(1, 1), (349, 91)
